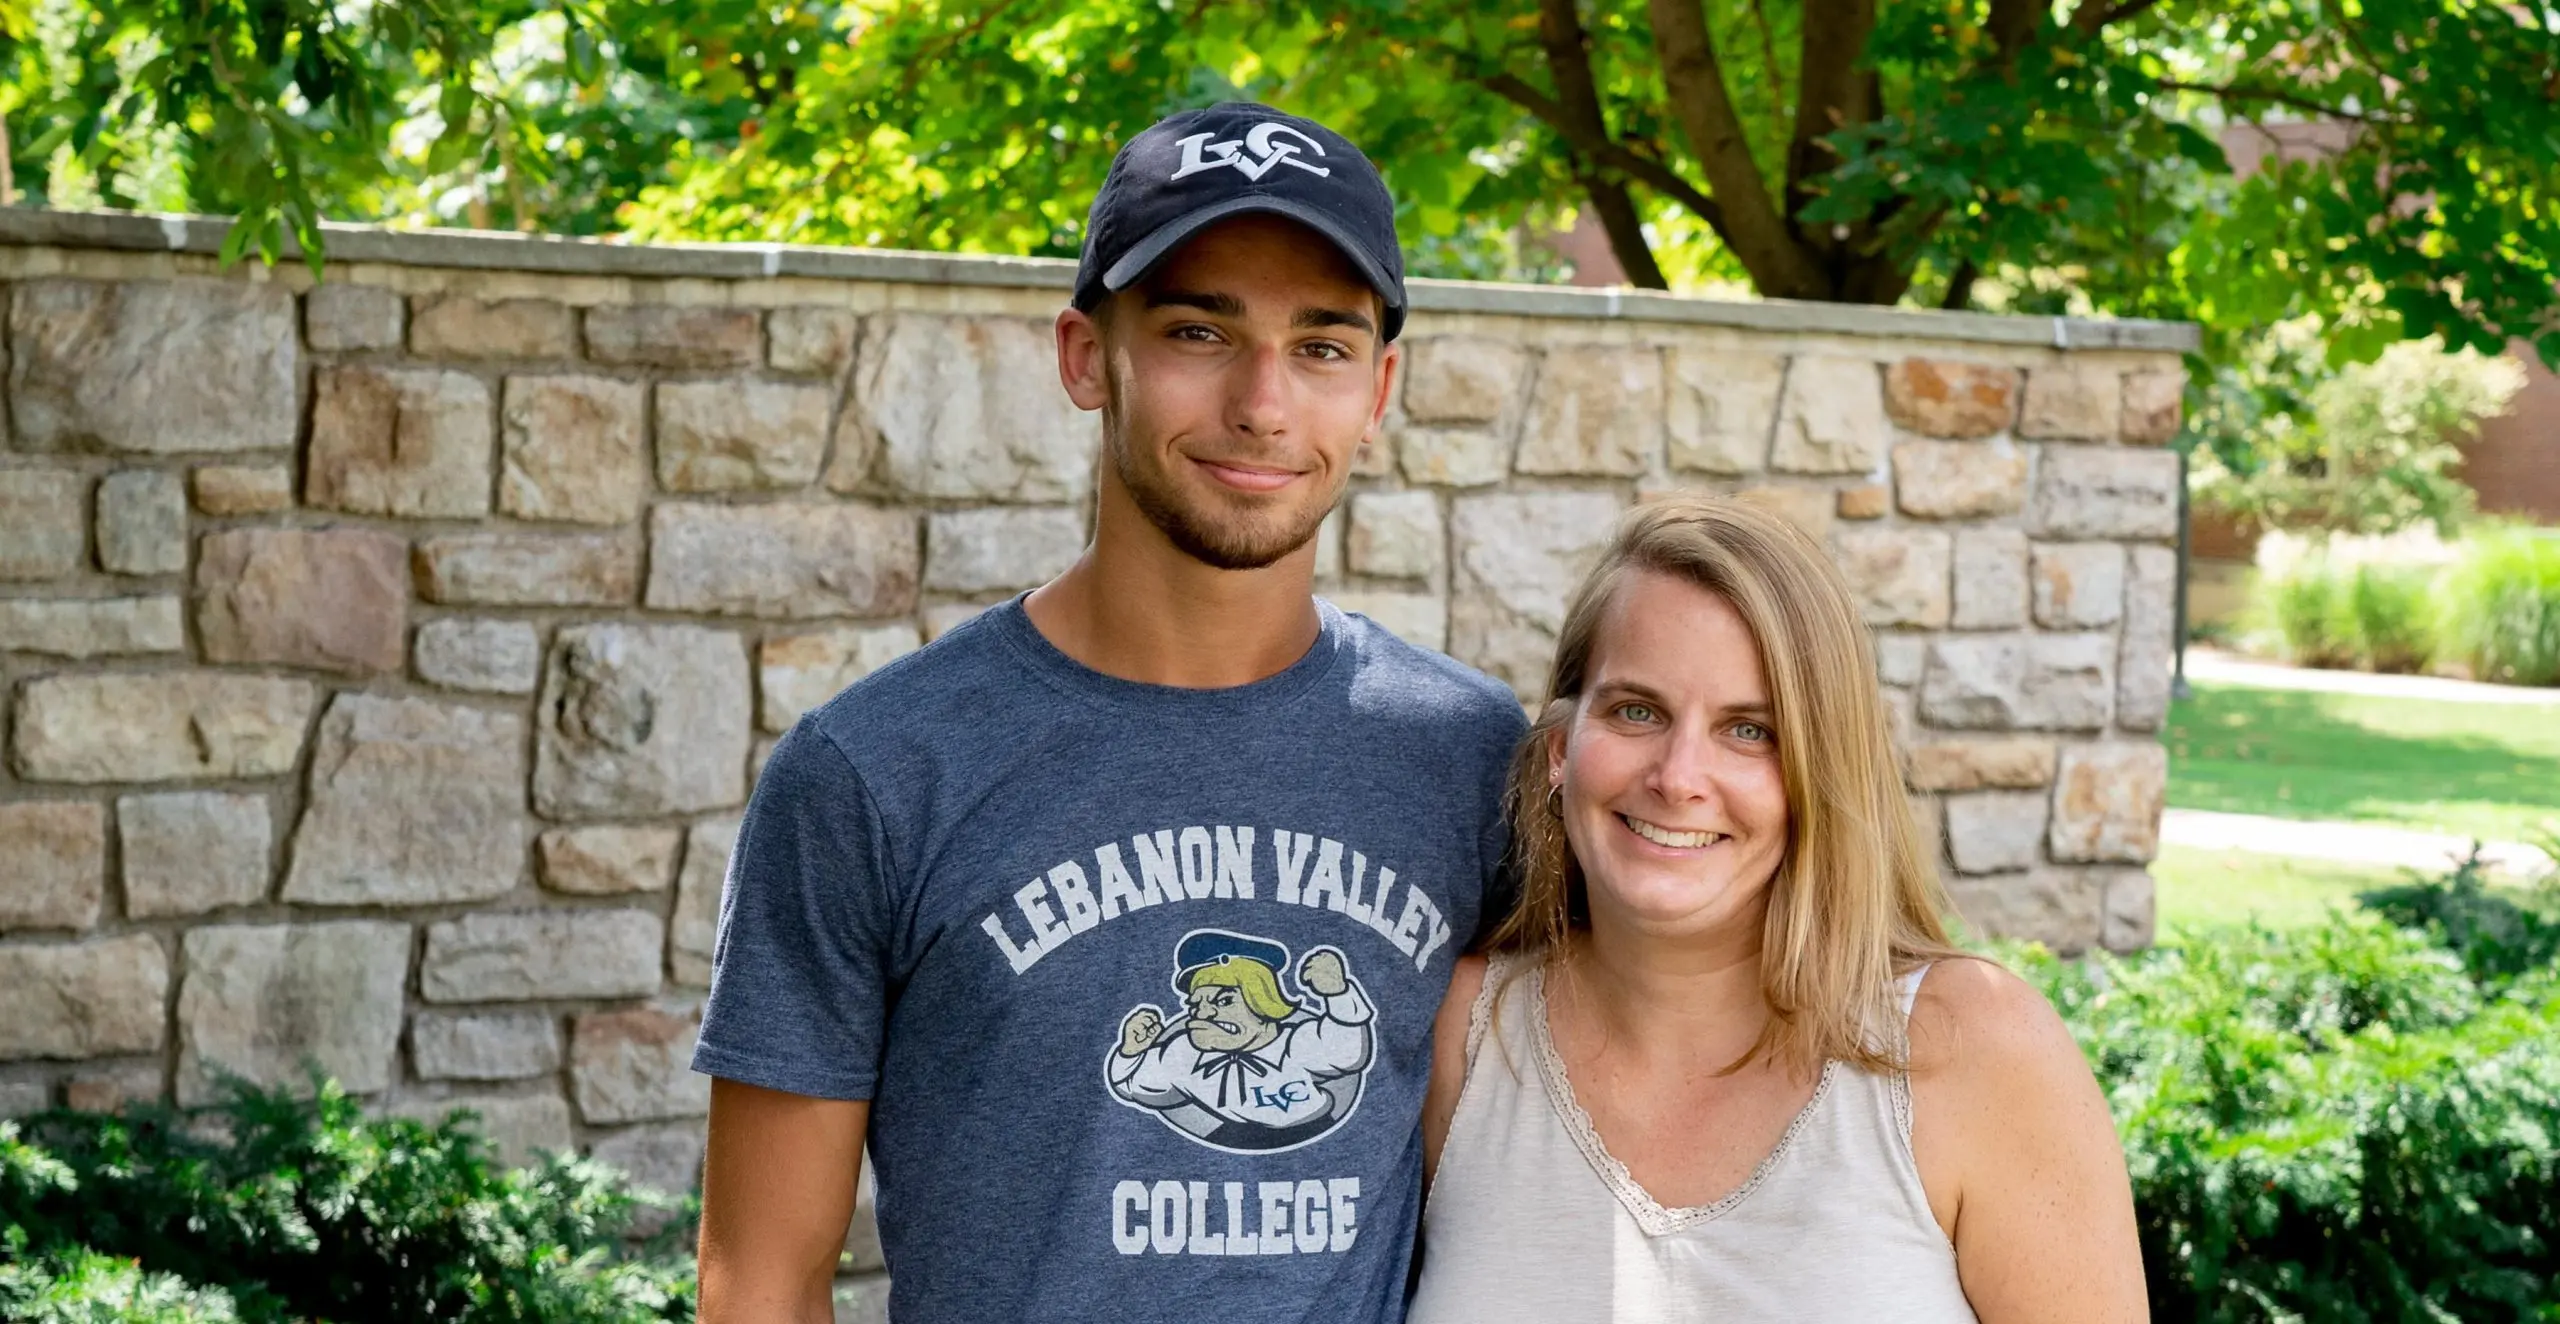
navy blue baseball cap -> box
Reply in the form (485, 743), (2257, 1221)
(1075, 102), (1407, 341)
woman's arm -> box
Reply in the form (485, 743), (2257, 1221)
(1420, 953), (1488, 1184)
(1907, 958), (2147, 1323)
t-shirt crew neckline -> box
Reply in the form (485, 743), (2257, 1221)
(985, 591), (1348, 715)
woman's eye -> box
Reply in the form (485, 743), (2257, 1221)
(1612, 702), (1658, 724)
(1732, 721), (1771, 743)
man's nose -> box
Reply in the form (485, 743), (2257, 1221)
(1225, 342), (1290, 438)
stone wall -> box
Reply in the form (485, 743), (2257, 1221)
(0, 210), (2193, 1314)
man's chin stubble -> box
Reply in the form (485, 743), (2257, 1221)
(1113, 445), (1328, 572)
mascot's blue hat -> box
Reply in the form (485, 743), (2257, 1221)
(1174, 930), (1289, 990)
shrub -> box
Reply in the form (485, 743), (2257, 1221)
(2021, 857), (2560, 1322)
(0, 1080), (695, 1323)
(2253, 554), (2437, 673)
(2435, 526), (2560, 687)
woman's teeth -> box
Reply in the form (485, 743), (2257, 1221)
(1621, 815), (1724, 849)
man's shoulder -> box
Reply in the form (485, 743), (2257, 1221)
(789, 607), (1032, 763)
(1329, 604), (1526, 737)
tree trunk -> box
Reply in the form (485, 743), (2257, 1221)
(1581, 174), (1669, 288)
(1646, 0), (1829, 298)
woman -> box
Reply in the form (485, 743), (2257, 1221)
(1409, 496), (2145, 1323)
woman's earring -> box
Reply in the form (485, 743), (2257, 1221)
(1546, 784), (1563, 817)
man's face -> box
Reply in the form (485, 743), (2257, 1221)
(1183, 981), (1282, 1053)
(1064, 214), (1399, 571)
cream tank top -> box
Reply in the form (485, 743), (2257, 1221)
(1407, 954), (1978, 1323)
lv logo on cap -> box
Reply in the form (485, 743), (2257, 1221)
(1169, 123), (1333, 183)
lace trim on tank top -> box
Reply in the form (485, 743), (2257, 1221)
(1527, 963), (1842, 1238)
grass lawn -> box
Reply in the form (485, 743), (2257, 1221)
(2165, 681), (2560, 844)
(2151, 844), (2419, 933)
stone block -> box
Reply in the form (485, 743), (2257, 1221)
(61, 1062), (162, 1113)
(1350, 426), (1396, 478)
(2118, 545), (2177, 732)
(2120, 370), (2182, 444)
(14, 672), (316, 783)
(647, 502), (920, 618)
(1728, 485), (1835, 545)
(669, 816), (740, 987)
(1874, 634), (1926, 687)
(1907, 738), (2058, 792)
(414, 618), (543, 695)
(1918, 634), (2114, 731)
(412, 1010), (561, 1082)
(1397, 426), (1510, 488)
(2030, 542), (2126, 629)
(750, 736), (778, 787)
(589, 1120), (706, 1197)
(0, 597), (184, 657)
(0, 468), (87, 580)
(499, 375), (646, 525)
(657, 380), (832, 492)
(924, 506), (1086, 594)
(119, 792), (270, 920)
(0, 935), (168, 1060)
(921, 602), (984, 641)
(571, 1005), (711, 1123)
(1944, 791), (2049, 874)
(191, 465), (294, 515)
(9, 279), (298, 454)
(1893, 439), (2027, 519)
(1945, 869), (2102, 953)
(1312, 507), (1343, 582)
(2050, 741), (2168, 863)
(1516, 346), (1662, 476)
(1402, 337), (1529, 425)
(1450, 492), (1622, 698)
(1836, 484), (1889, 520)
(1884, 359), (2019, 439)
(769, 307), (858, 377)
(0, 801), (105, 931)
(415, 532), (638, 607)
(97, 471), (187, 575)
(283, 695), (527, 906)
(197, 527), (409, 675)
(1833, 527), (1951, 629)
(2029, 446), (2180, 540)
(760, 625), (924, 731)
(2101, 868), (2156, 951)
(1347, 492), (1443, 580)
(2018, 362), (2122, 440)
(1770, 356), (1887, 474)
(177, 922), (408, 1101)
(834, 315), (1094, 502)
(391, 1092), (575, 1165)
(409, 296), (575, 361)
(1664, 348), (1782, 475)
(1329, 591), (1448, 652)
(306, 366), (494, 518)
(304, 284), (405, 352)
(539, 825), (682, 895)
(420, 910), (665, 1003)
(535, 624), (753, 820)
(1951, 528), (2029, 629)
(586, 306), (761, 369)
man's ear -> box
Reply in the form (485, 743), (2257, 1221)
(1056, 306), (1111, 412)
(1364, 339), (1402, 442)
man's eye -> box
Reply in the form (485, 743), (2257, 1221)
(1171, 324), (1220, 342)
(1301, 341), (1350, 361)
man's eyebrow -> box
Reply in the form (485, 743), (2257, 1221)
(1293, 305), (1377, 336)
(1142, 288), (1245, 317)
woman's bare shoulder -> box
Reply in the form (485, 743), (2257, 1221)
(1905, 955), (2086, 1085)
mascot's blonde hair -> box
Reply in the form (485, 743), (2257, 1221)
(1184, 958), (1296, 1022)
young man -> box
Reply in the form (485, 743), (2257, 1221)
(692, 103), (1527, 1323)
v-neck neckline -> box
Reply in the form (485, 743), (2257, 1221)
(1525, 962), (1838, 1237)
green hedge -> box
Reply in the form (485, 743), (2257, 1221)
(2255, 527), (2560, 685)
(5, 864), (2557, 1321)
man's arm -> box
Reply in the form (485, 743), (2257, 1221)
(698, 1080), (871, 1324)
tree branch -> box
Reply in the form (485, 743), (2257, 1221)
(1939, 260), (1978, 310)
(1745, 0), (1785, 108)
(1535, 0), (1668, 287)
(2153, 78), (2403, 125)
(1785, 0), (1877, 262)
(1645, 0), (1826, 296)
(2071, 0), (2166, 35)
(1987, 0), (2041, 61)
(1476, 69), (1731, 240)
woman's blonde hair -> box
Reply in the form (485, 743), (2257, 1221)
(1483, 493), (1960, 1074)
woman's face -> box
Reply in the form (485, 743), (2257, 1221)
(1550, 570), (1792, 937)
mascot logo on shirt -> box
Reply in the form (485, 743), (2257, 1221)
(1106, 929), (1377, 1153)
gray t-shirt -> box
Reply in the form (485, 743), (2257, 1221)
(693, 595), (1526, 1324)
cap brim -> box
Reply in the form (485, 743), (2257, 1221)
(1101, 195), (1404, 328)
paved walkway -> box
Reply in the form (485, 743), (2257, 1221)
(2183, 649), (2560, 707)
(2162, 808), (2554, 879)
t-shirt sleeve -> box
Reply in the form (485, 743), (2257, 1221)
(1469, 696), (1533, 947)
(690, 722), (895, 1101)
